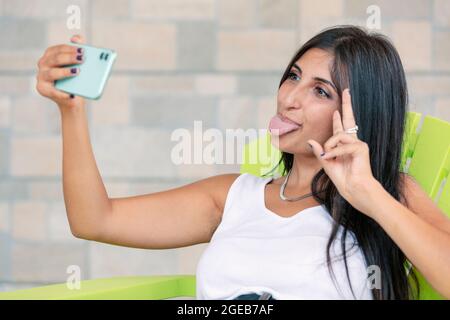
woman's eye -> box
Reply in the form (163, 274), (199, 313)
(316, 87), (330, 98)
(288, 72), (300, 81)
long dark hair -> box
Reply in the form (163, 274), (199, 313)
(266, 25), (419, 299)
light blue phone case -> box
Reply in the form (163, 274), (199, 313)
(55, 43), (117, 100)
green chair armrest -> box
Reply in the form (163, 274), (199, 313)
(0, 275), (196, 300)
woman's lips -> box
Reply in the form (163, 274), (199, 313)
(268, 114), (302, 136)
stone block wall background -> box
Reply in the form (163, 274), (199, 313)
(0, 0), (449, 291)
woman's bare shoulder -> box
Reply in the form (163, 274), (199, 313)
(207, 173), (241, 216)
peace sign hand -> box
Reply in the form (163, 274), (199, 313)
(307, 89), (379, 214)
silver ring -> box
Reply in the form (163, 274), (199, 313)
(345, 125), (358, 134)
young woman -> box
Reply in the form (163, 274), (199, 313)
(35, 25), (450, 300)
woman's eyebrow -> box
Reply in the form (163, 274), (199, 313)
(292, 63), (337, 93)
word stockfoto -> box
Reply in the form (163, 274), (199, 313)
(170, 121), (279, 165)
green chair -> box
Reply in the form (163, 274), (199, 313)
(0, 112), (449, 300)
(404, 114), (450, 299)
(0, 275), (196, 300)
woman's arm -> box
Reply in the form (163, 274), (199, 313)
(60, 103), (112, 239)
(361, 178), (450, 299)
(61, 88), (238, 248)
(36, 34), (239, 249)
(36, 34), (113, 239)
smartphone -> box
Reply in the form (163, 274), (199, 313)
(55, 43), (117, 100)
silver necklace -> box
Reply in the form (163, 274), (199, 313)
(279, 168), (315, 202)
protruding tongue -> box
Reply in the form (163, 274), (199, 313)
(268, 114), (301, 136)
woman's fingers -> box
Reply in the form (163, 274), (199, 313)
(36, 81), (72, 100)
(44, 44), (80, 58)
(333, 109), (344, 135)
(39, 36), (85, 69)
(341, 88), (358, 138)
(51, 87), (73, 101)
(38, 51), (83, 69)
(35, 35), (87, 108)
(321, 141), (367, 160)
(39, 66), (79, 82)
(46, 52), (83, 68)
(70, 34), (85, 44)
(323, 132), (357, 153)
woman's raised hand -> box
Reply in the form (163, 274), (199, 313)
(36, 35), (85, 110)
(308, 89), (380, 215)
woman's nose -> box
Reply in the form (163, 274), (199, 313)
(284, 86), (304, 110)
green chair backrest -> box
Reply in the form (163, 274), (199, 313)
(405, 115), (450, 299)
(240, 111), (450, 300)
(240, 130), (284, 177)
(408, 115), (450, 203)
(400, 112), (422, 172)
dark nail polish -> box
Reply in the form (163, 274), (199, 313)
(70, 68), (77, 74)
(77, 47), (83, 54)
(76, 55), (82, 61)
(70, 94), (75, 99)
(320, 152), (325, 157)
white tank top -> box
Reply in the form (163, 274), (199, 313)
(196, 173), (373, 300)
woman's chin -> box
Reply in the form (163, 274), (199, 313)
(270, 128), (302, 151)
